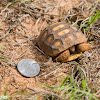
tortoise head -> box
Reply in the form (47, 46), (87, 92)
(76, 42), (92, 53)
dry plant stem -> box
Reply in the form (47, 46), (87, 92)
(0, 29), (11, 40)
(15, 48), (30, 60)
(1, 2), (59, 16)
(27, 87), (62, 99)
(39, 20), (46, 33)
(87, 32), (100, 38)
(94, 89), (100, 98)
(35, 17), (41, 35)
(38, 63), (62, 77)
(1, 1), (79, 23)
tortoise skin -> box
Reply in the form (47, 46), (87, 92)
(37, 22), (87, 57)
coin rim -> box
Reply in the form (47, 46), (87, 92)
(17, 59), (40, 77)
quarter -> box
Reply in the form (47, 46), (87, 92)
(17, 59), (40, 77)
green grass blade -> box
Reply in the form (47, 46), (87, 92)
(60, 75), (69, 87)
(0, 56), (6, 60)
(4, 84), (9, 96)
(89, 2), (98, 23)
(41, 84), (66, 91)
(0, 46), (6, 49)
(5, 0), (15, 8)
(90, 10), (100, 25)
(5, 2), (13, 7)
(0, 56), (8, 62)
(82, 79), (86, 90)
(41, 84), (57, 89)
(11, 93), (30, 97)
(79, 21), (88, 30)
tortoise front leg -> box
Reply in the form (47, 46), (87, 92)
(55, 50), (70, 62)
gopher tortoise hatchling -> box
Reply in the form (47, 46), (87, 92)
(37, 22), (91, 62)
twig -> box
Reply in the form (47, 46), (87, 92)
(87, 32), (100, 38)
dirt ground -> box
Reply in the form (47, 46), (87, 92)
(0, 0), (100, 100)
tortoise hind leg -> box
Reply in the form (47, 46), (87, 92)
(55, 50), (70, 62)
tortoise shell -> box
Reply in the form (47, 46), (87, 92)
(37, 22), (87, 57)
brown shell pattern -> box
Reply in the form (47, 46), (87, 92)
(37, 22), (87, 57)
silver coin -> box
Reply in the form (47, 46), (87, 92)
(17, 59), (40, 77)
